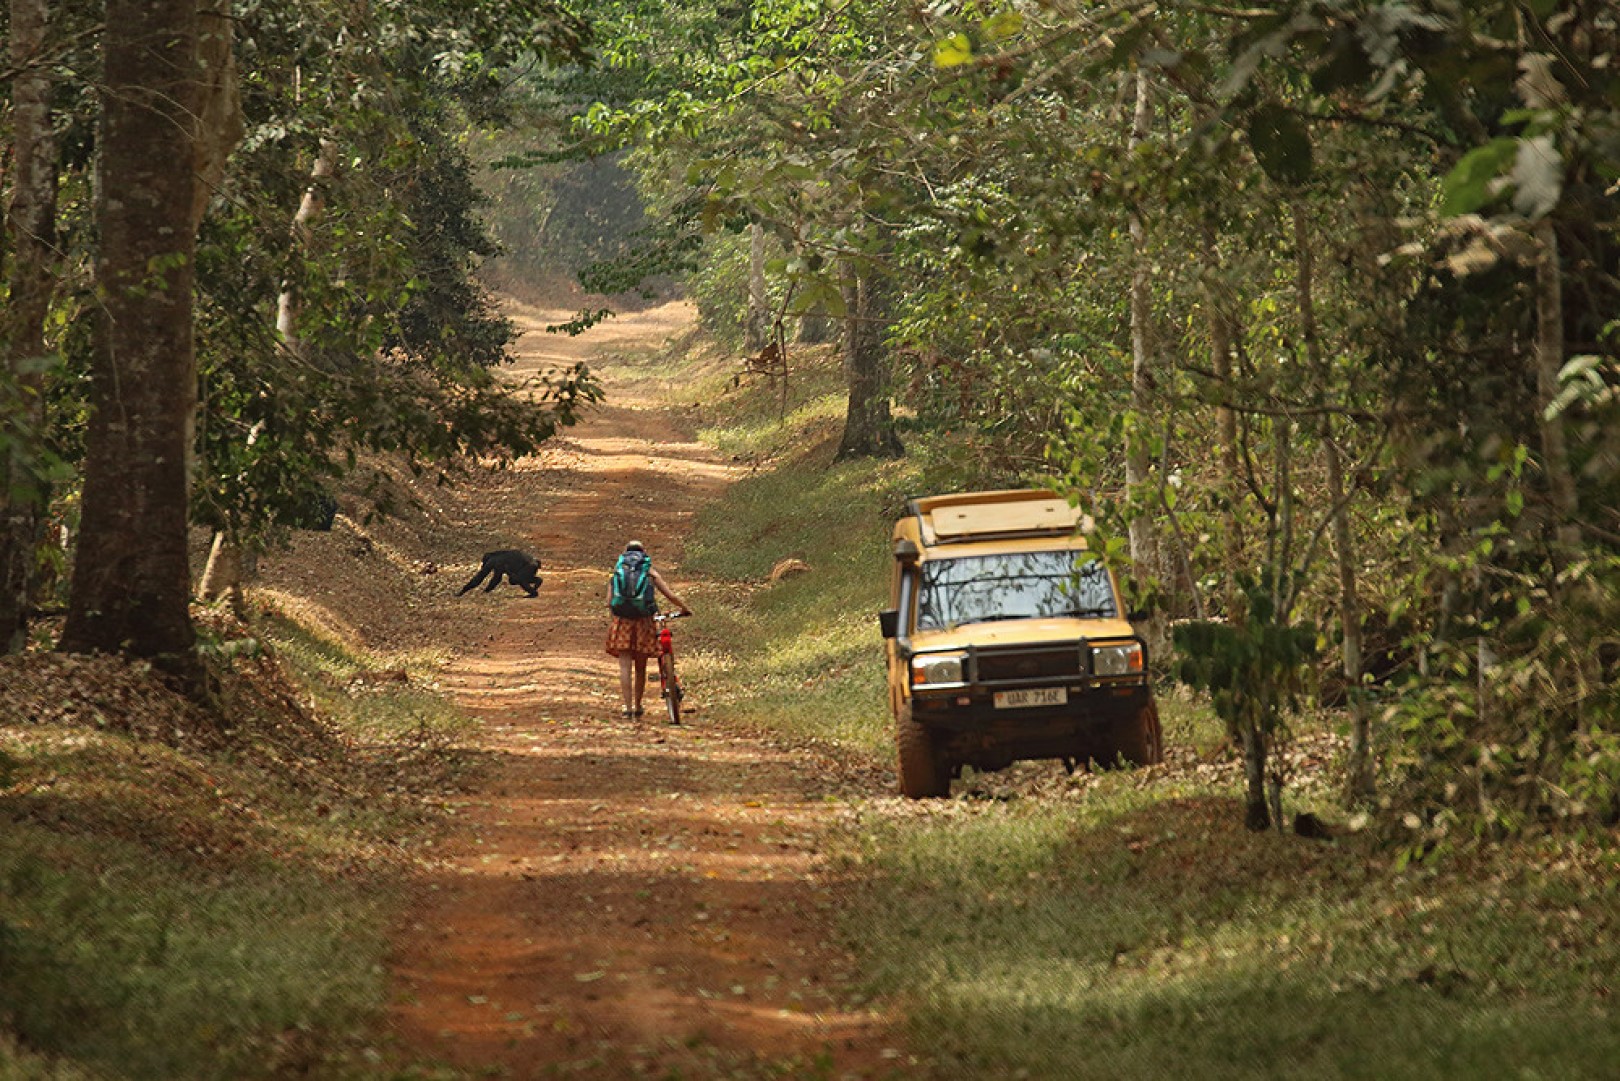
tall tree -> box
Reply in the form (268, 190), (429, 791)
(1125, 68), (1162, 593)
(1293, 200), (1369, 801)
(1, 0), (62, 653)
(58, 0), (207, 687)
(834, 265), (902, 462)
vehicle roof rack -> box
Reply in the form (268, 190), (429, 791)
(906, 489), (1086, 545)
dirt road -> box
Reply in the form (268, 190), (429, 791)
(385, 299), (914, 1078)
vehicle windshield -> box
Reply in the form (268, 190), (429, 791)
(915, 550), (1116, 630)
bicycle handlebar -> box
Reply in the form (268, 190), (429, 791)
(654, 609), (692, 621)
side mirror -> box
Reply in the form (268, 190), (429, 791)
(878, 609), (900, 639)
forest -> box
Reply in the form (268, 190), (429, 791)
(540, 0), (1620, 839)
(1, 0), (1618, 1077)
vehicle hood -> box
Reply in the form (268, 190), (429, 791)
(908, 617), (1138, 651)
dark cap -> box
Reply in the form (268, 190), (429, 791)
(625, 539), (645, 551)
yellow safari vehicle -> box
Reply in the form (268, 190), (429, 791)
(877, 489), (1163, 798)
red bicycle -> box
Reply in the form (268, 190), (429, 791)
(654, 610), (690, 724)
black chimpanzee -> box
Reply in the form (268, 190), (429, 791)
(457, 550), (543, 597)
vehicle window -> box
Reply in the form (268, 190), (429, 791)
(916, 551), (1116, 630)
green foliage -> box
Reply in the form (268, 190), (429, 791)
(478, 148), (653, 287)
(684, 230), (787, 349)
(1173, 579), (1318, 727)
(1175, 577), (1319, 829)
(0, 358), (76, 508)
(556, 0), (1620, 845)
(574, 209), (705, 298)
(1246, 102), (1315, 186)
(9, 0), (603, 592)
(186, 1), (607, 548)
(1439, 138), (1520, 217)
(1382, 558), (1620, 849)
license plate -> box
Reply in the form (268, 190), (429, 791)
(993, 687), (1067, 709)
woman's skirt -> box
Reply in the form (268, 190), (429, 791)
(605, 616), (658, 658)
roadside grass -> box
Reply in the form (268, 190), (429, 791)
(671, 333), (1620, 1080)
(0, 800), (390, 1080)
(681, 421), (916, 757)
(662, 340), (902, 754)
(0, 612), (472, 1080)
(837, 798), (1620, 1080)
(257, 608), (470, 745)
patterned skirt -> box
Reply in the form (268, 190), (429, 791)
(605, 615), (659, 658)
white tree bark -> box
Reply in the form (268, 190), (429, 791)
(204, 134), (337, 609)
(192, 2), (243, 230)
(1126, 70), (1161, 585)
(276, 139), (340, 351)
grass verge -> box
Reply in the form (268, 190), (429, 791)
(677, 341), (932, 758)
(0, 611), (472, 1080)
(836, 798), (1620, 1080)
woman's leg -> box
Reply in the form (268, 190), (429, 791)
(618, 654), (635, 713)
(635, 654), (654, 713)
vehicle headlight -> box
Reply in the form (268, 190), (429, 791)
(1093, 642), (1144, 677)
(911, 653), (966, 685)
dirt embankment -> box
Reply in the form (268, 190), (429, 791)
(260, 298), (918, 1078)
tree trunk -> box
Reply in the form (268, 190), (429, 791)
(1201, 218), (1242, 615)
(59, 0), (205, 692)
(1533, 220), (1579, 554)
(1, 0), (61, 654)
(1125, 70), (1161, 583)
(833, 266), (902, 461)
(1125, 70), (1170, 664)
(1291, 204), (1371, 801)
(191, 1), (243, 230)
(197, 529), (247, 617)
(277, 138), (339, 349)
(745, 221), (769, 353)
(1240, 721), (1271, 831)
(201, 134), (337, 607)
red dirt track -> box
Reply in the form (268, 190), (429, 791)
(383, 299), (915, 1079)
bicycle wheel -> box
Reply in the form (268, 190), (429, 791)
(659, 654), (682, 725)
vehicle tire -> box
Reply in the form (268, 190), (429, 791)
(1114, 699), (1164, 767)
(660, 656), (681, 725)
(896, 702), (949, 798)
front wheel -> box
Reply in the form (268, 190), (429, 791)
(1112, 700), (1164, 767)
(896, 702), (949, 798)
(659, 654), (682, 725)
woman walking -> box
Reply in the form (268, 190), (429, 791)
(605, 540), (690, 717)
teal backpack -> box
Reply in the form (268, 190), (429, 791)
(608, 550), (656, 618)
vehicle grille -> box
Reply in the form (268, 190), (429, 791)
(973, 645), (1086, 685)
